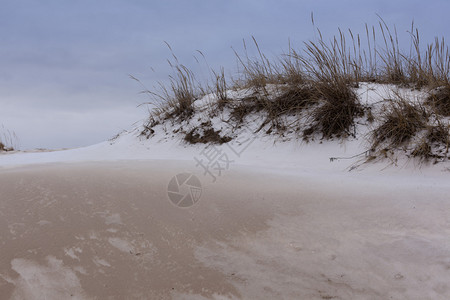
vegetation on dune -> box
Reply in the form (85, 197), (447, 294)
(371, 96), (429, 149)
(0, 125), (17, 152)
(137, 18), (450, 164)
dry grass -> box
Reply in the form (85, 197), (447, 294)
(157, 63), (198, 119)
(211, 67), (229, 108)
(270, 86), (316, 116)
(423, 121), (450, 159)
(426, 85), (450, 116)
(229, 95), (266, 124)
(233, 37), (280, 91)
(0, 125), (17, 151)
(411, 139), (433, 159)
(310, 81), (363, 138)
(369, 92), (449, 162)
(427, 121), (450, 146)
(131, 45), (203, 121)
(376, 20), (407, 84)
(411, 122), (450, 161)
(371, 97), (428, 149)
(258, 85), (318, 134)
(277, 50), (305, 85)
(407, 30), (450, 87)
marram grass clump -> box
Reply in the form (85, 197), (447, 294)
(371, 98), (428, 149)
(0, 125), (17, 152)
(426, 85), (450, 116)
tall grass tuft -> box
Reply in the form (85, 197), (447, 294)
(233, 37), (281, 91)
(426, 85), (450, 116)
(211, 67), (229, 108)
(157, 63), (198, 119)
(132, 55), (202, 121)
(371, 95), (428, 149)
(0, 125), (18, 151)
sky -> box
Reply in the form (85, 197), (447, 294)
(1, 0), (449, 150)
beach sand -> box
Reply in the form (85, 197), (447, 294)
(0, 160), (449, 299)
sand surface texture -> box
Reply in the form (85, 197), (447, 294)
(0, 160), (449, 299)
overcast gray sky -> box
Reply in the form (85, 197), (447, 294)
(1, 0), (449, 150)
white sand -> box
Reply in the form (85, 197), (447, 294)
(0, 160), (449, 299)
